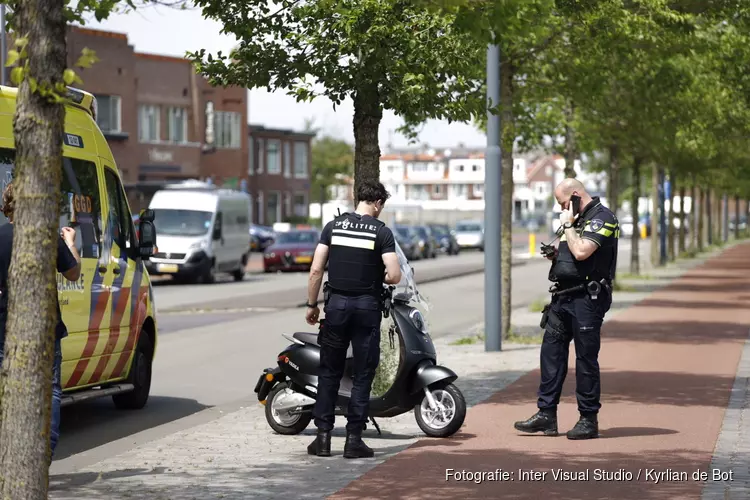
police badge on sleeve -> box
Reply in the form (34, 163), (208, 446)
(589, 219), (604, 232)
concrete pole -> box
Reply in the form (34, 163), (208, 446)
(484, 42), (502, 352)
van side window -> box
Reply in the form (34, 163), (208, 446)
(61, 157), (103, 259)
(0, 148), (102, 259)
(104, 169), (134, 259)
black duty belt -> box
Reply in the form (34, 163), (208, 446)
(550, 278), (611, 300)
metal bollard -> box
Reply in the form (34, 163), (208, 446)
(529, 233), (536, 256)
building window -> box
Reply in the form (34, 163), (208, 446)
(472, 165), (479, 172)
(266, 191), (280, 225)
(256, 138), (265, 174)
(283, 142), (291, 178)
(294, 192), (307, 217)
(167, 107), (188, 143)
(473, 184), (484, 197)
(138, 104), (160, 143)
(293, 141), (308, 178)
(284, 192), (291, 218)
(433, 185), (442, 195)
(411, 163), (428, 172)
(248, 137), (254, 175)
(96, 95), (122, 133)
(214, 111), (241, 149)
(454, 164), (464, 172)
(266, 139), (281, 174)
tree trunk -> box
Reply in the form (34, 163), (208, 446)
(352, 86), (382, 205)
(500, 59), (514, 339)
(607, 144), (619, 216)
(667, 170), (675, 261)
(678, 182), (686, 254)
(650, 163), (659, 267)
(690, 178), (698, 250)
(697, 187), (705, 252)
(629, 156), (641, 275)
(735, 196), (741, 239)
(706, 189), (712, 246)
(563, 103), (576, 178)
(0, 1), (67, 497)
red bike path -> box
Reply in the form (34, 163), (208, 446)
(329, 242), (750, 500)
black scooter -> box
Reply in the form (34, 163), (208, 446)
(254, 247), (467, 438)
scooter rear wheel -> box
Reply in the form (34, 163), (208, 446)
(414, 383), (466, 438)
(265, 382), (312, 435)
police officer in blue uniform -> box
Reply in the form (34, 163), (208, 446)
(515, 178), (619, 440)
(304, 180), (402, 458)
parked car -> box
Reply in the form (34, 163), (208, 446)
(454, 220), (484, 251)
(428, 223), (460, 255)
(393, 225), (422, 261)
(729, 216), (747, 232)
(250, 224), (276, 252)
(412, 225), (439, 259)
(263, 229), (320, 273)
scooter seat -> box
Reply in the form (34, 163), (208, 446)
(292, 332), (353, 358)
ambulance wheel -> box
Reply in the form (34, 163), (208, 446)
(113, 332), (153, 410)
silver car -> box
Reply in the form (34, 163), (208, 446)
(454, 220), (484, 251)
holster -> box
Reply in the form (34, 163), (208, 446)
(539, 303), (551, 329)
(323, 282), (332, 306)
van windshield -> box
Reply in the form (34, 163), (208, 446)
(153, 209), (213, 236)
(456, 223), (482, 232)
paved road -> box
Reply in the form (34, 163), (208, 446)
(54, 238), (650, 467)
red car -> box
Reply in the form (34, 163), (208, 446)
(263, 229), (320, 272)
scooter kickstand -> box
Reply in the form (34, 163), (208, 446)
(370, 416), (382, 436)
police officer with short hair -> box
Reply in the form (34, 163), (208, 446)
(304, 180), (402, 458)
(514, 178), (619, 440)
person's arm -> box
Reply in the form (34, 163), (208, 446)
(379, 227), (402, 284)
(307, 243), (328, 306)
(58, 228), (81, 281)
(307, 222), (332, 306)
(566, 213), (618, 261)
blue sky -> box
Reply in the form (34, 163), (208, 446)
(83, 4), (488, 151)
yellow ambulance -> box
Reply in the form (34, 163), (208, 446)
(0, 85), (159, 410)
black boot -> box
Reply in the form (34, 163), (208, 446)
(566, 413), (599, 440)
(513, 409), (558, 436)
(343, 432), (374, 459)
(307, 429), (332, 457)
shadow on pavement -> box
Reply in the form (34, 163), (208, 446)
(601, 319), (749, 344)
(466, 368), (736, 408)
(54, 396), (210, 461)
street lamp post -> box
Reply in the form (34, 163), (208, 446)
(484, 41), (502, 352)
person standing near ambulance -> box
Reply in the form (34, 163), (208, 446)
(304, 180), (402, 459)
(0, 182), (81, 460)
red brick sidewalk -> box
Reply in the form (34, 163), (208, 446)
(330, 242), (750, 500)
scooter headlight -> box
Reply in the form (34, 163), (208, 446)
(409, 308), (428, 334)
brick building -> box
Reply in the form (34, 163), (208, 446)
(247, 124), (314, 226)
(65, 26), (248, 211)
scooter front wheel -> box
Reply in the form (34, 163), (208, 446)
(265, 382), (312, 435)
(414, 383), (466, 438)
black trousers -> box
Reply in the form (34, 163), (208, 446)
(313, 293), (382, 433)
(537, 289), (611, 415)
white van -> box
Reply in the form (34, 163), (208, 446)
(146, 185), (251, 283)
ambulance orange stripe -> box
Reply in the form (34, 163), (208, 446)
(88, 287), (130, 384)
(66, 289), (110, 388)
(112, 288), (148, 378)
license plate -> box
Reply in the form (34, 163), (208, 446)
(295, 256), (312, 264)
(157, 263), (179, 273)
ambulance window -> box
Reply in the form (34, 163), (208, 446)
(0, 148), (102, 259)
(104, 169), (134, 259)
(60, 157), (102, 259)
